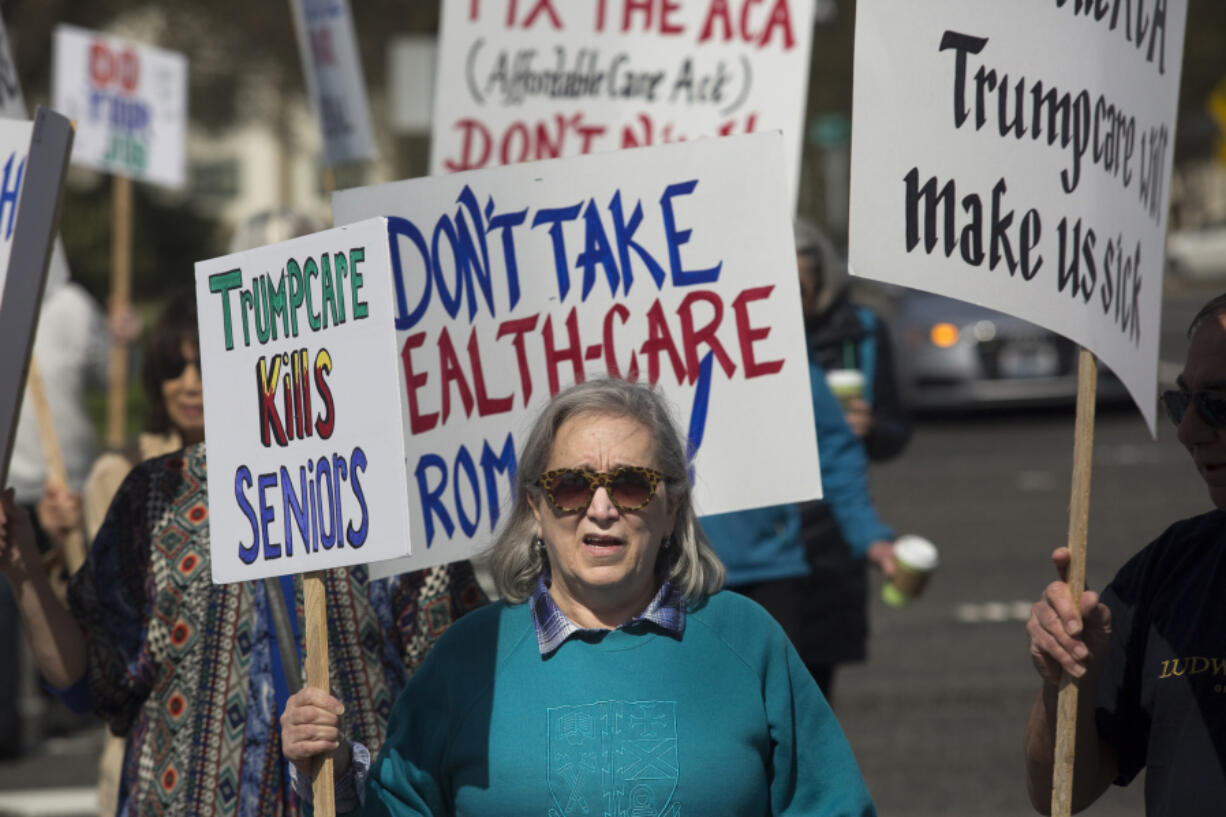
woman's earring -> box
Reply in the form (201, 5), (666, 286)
(533, 535), (545, 552)
(662, 534), (675, 550)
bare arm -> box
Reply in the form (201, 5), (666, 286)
(0, 488), (87, 689)
(1023, 547), (1117, 814)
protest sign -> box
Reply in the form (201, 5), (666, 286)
(849, 0), (1187, 433)
(0, 109), (76, 485)
(431, 0), (814, 211)
(54, 24), (189, 444)
(289, 0), (377, 166)
(0, 15), (89, 572)
(0, 15), (23, 119)
(52, 24), (187, 189)
(195, 218), (414, 584)
(1, 20), (71, 294)
(333, 131), (818, 575)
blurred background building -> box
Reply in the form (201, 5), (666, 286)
(1, 0), (1223, 302)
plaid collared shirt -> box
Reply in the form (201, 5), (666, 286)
(529, 567), (687, 656)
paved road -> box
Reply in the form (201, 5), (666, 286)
(0, 283), (1218, 815)
(838, 406), (1206, 816)
(836, 283), (1216, 816)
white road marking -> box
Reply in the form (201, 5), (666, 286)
(955, 601), (1035, 624)
(1014, 470), (1058, 492)
(0, 788), (97, 816)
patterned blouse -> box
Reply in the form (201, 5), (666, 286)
(67, 443), (486, 817)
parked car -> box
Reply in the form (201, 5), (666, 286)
(887, 290), (1130, 412)
(1166, 221), (1226, 281)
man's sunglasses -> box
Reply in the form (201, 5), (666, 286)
(536, 466), (666, 514)
(1160, 388), (1226, 428)
(159, 354), (200, 382)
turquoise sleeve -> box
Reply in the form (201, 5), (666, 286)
(362, 648), (452, 816)
(766, 634), (878, 816)
(811, 365), (895, 554)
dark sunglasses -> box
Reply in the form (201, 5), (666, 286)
(1161, 388), (1226, 428)
(536, 466), (666, 514)
(159, 354), (200, 382)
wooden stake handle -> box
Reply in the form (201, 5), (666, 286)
(25, 355), (87, 574)
(1051, 348), (1097, 817)
(304, 570), (335, 817)
(105, 175), (132, 449)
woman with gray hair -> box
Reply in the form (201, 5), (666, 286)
(283, 376), (876, 816)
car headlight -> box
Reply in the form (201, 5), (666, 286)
(930, 322), (960, 348)
(973, 320), (997, 342)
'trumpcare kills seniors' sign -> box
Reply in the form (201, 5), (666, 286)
(52, 24), (187, 189)
(195, 219), (413, 584)
(335, 132), (818, 575)
(431, 0), (814, 210)
(849, 0), (1186, 432)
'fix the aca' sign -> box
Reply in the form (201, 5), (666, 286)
(431, 0), (814, 210)
(52, 24), (187, 189)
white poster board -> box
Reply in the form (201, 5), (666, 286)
(290, 0), (377, 166)
(849, 0), (1187, 433)
(0, 15), (25, 119)
(334, 132), (818, 575)
(430, 0), (814, 211)
(0, 110), (76, 485)
(195, 218), (414, 583)
(0, 14), (73, 304)
(52, 24), (188, 189)
(387, 35), (437, 135)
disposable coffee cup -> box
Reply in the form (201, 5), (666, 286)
(882, 534), (939, 608)
(826, 369), (865, 410)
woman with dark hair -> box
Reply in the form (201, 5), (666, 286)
(0, 286), (487, 816)
(81, 290), (203, 540)
(282, 377), (876, 817)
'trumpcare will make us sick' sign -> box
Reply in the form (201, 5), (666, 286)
(431, 0), (814, 209)
(195, 219), (414, 584)
(849, 0), (1187, 432)
(335, 132), (819, 576)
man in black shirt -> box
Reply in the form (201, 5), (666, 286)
(1024, 292), (1226, 816)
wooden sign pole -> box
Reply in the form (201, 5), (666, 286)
(322, 165), (336, 200)
(105, 175), (133, 449)
(304, 569), (335, 817)
(25, 355), (87, 574)
(1051, 348), (1097, 817)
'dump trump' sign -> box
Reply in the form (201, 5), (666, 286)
(849, 0), (1187, 432)
(195, 219), (414, 584)
(335, 132), (819, 575)
(52, 24), (187, 189)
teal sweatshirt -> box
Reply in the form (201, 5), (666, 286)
(359, 591), (876, 816)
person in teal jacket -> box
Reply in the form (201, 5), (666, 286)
(281, 377), (877, 816)
(700, 361), (896, 689)
(701, 220), (899, 703)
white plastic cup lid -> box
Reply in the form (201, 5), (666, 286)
(826, 369), (865, 389)
(894, 534), (939, 571)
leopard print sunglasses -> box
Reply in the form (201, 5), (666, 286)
(535, 465), (667, 513)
